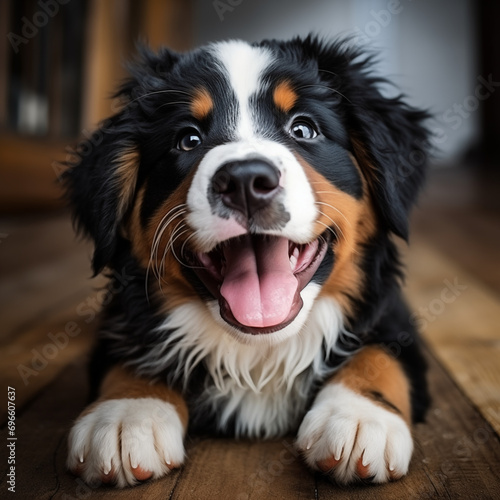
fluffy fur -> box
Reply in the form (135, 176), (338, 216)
(64, 35), (431, 487)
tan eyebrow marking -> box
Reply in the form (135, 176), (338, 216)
(190, 87), (214, 120)
(273, 80), (298, 113)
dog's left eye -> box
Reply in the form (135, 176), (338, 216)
(178, 129), (202, 151)
(289, 120), (318, 140)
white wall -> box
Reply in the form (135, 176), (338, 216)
(194, 0), (478, 163)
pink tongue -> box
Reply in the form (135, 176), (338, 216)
(220, 235), (299, 328)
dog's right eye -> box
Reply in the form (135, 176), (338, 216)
(288, 119), (318, 140)
(178, 129), (202, 151)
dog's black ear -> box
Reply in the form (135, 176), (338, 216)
(347, 78), (430, 240)
(63, 46), (179, 274)
(310, 37), (431, 240)
(120, 44), (180, 101)
(63, 116), (140, 275)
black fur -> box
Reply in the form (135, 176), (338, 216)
(64, 36), (431, 432)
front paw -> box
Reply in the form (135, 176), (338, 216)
(296, 383), (413, 484)
(67, 398), (185, 488)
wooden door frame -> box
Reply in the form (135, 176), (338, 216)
(0, 0), (193, 212)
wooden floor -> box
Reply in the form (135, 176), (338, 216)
(1, 166), (500, 499)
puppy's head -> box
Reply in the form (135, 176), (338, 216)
(64, 37), (429, 344)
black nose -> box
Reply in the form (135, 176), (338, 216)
(211, 159), (281, 217)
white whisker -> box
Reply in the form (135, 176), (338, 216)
(150, 208), (187, 271)
(316, 210), (345, 242)
(160, 224), (189, 276)
(147, 204), (187, 294)
(295, 83), (351, 104)
(153, 210), (187, 266)
(130, 89), (194, 104)
(315, 219), (341, 242)
(315, 201), (351, 226)
(157, 101), (192, 110)
(179, 233), (207, 272)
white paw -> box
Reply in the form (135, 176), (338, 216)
(67, 398), (185, 487)
(296, 383), (413, 484)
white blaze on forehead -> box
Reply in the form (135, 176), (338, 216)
(212, 40), (273, 139)
(186, 40), (318, 253)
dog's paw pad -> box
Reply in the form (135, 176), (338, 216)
(355, 453), (373, 479)
(67, 398), (185, 488)
(100, 467), (117, 484)
(317, 455), (341, 472)
(131, 465), (153, 482)
(296, 383), (413, 484)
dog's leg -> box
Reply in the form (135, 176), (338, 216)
(67, 366), (187, 487)
(296, 346), (413, 484)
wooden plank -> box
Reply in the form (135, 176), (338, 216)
(0, 301), (97, 425)
(316, 347), (500, 499)
(139, 0), (194, 51)
(412, 206), (500, 296)
(81, 0), (195, 131)
(0, 213), (105, 425)
(1, 217), (499, 498)
(0, 133), (68, 211)
(172, 437), (315, 500)
(403, 236), (500, 436)
(172, 347), (500, 500)
(0, 213), (103, 343)
(3, 345), (499, 499)
(0, 213), (89, 283)
(80, 0), (130, 130)
(0, 246), (100, 343)
(0, 359), (181, 500)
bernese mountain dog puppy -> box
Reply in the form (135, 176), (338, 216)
(64, 36), (431, 487)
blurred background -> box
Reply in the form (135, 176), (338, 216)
(1, 2), (500, 495)
(1, 0), (499, 316)
(1, 0), (500, 439)
(1, 0), (499, 209)
(1, 3), (499, 311)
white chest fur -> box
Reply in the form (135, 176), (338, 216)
(134, 293), (347, 437)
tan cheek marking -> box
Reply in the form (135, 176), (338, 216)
(328, 346), (412, 424)
(147, 173), (199, 311)
(297, 155), (376, 316)
(84, 366), (189, 430)
(273, 80), (298, 113)
(319, 187), (376, 316)
(128, 172), (199, 312)
(190, 87), (213, 120)
(114, 146), (140, 219)
(127, 184), (146, 247)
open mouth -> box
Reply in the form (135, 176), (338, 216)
(188, 231), (331, 335)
